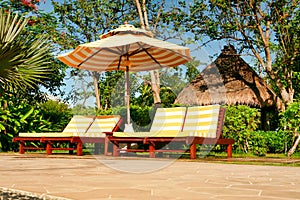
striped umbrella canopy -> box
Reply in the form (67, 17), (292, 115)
(57, 23), (192, 128)
(57, 24), (191, 72)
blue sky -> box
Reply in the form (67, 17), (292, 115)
(37, 0), (54, 12)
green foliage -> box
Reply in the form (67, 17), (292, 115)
(160, 86), (177, 108)
(222, 105), (296, 156)
(105, 105), (154, 132)
(0, 94), (74, 151)
(0, 8), (52, 90)
(99, 71), (126, 110)
(223, 105), (261, 136)
(130, 105), (154, 132)
(184, 59), (201, 82)
(246, 131), (267, 157)
(133, 68), (189, 108)
(0, 1), (66, 98)
(280, 101), (300, 134)
(293, 71), (300, 100)
(52, 0), (137, 51)
(39, 100), (73, 132)
(134, 83), (154, 107)
(223, 105), (261, 154)
(52, 0), (197, 109)
(261, 130), (293, 154)
(72, 105), (97, 116)
(233, 130), (294, 156)
(66, 70), (98, 108)
(133, 82), (179, 108)
(0, 94), (49, 151)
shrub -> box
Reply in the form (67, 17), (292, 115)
(108, 105), (154, 132)
(247, 131), (267, 156)
(222, 105), (261, 153)
(0, 98), (74, 152)
(261, 130), (293, 153)
(279, 101), (300, 155)
(40, 100), (73, 132)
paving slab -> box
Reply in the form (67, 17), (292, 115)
(0, 154), (299, 200)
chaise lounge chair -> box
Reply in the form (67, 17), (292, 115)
(181, 105), (234, 159)
(107, 105), (234, 159)
(108, 107), (187, 157)
(13, 115), (122, 155)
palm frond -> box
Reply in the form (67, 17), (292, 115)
(0, 9), (52, 90)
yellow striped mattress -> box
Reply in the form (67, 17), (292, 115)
(182, 105), (221, 138)
(19, 115), (120, 137)
(113, 107), (186, 137)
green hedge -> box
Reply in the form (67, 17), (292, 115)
(97, 105), (155, 132)
(232, 130), (293, 156)
(222, 105), (297, 156)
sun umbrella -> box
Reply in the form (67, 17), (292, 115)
(57, 23), (192, 131)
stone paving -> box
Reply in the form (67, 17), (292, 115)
(0, 154), (299, 200)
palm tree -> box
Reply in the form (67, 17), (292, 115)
(0, 9), (51, 91)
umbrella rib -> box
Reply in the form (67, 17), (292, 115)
(77, 47), (123, 69)
(117, 45), (128, 70)
(103, 47), (122, 55)
(129, 47), (151, 56)
(117, 56), (122, 70)
(136, 43), (163, 68)
(136, 42), (191, 64)
(78, 48), (103, 68)
(163, 48), (192, 61)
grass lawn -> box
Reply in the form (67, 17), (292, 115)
(176, 152), (300, 167)
(2, 149), (300, 167)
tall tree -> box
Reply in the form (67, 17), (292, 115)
(52, 0), (137, 110)
(134, 0), (164, 105)
(169, 0), (300, 111)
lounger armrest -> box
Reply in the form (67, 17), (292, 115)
(103, 132), (113, 136)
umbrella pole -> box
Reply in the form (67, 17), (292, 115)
(125, 66), (130, 125)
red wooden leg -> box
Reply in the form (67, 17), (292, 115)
(104, 136), (109, 156)
(113, 143), (120, 157)
(149, 144), (155, 158)
(19, 142), (25, 154)
(190, 143), (196, 159)
(46, 143), (52, 155)
(77, 142), (83, 156)
(227, 144), (232, 158)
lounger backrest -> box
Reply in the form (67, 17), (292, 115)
(183, 105), (221, 138)
(62, 115), (95, 134)
(84, 115), (121, 137)
(150, 107), (186, 133)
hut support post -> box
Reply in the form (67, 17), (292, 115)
(261, 107), (267, 131)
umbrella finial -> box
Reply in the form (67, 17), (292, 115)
(120, 22), (134, 29)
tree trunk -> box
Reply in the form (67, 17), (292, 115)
(92, 72), (102, 110)
(150, 70), (161, 104)
(134, 0), (162, 105)
(142, 0), (161, 104)
(245, 13), (292, 111)
(288, 133), (300, 157)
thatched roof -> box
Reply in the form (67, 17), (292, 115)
(175, 45), (282, 108)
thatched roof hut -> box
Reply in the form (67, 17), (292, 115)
(175, 45), (282, 109)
